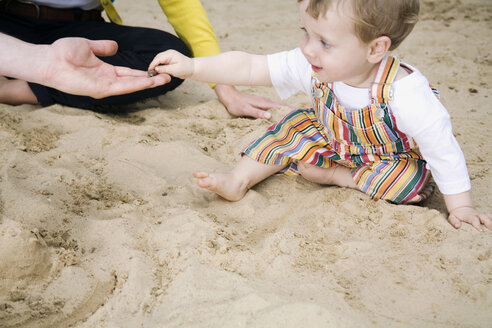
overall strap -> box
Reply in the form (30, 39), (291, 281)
(100, 0), (122, 25)
(370, 56), (400, 104)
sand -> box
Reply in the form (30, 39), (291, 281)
(0, 0), (491, 327)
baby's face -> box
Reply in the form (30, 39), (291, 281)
(299, 0), (374, 87)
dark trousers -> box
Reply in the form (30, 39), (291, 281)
(0, 12), (191, 110)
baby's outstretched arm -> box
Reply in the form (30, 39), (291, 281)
(148, 50), (271, 87)
(444, 191), (492, 232)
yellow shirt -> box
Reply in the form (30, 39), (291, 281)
(102, 0), (221, 58)
(157, 0), (221, 58)
(103, 0), (221, 87)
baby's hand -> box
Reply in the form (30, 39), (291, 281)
(447, 206), (492, 232)
(148, 50), (194, 79)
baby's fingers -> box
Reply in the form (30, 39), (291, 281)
(463, 215), (484, 232)
(148, 50), (177, 70)
(448, 213), (483, 231)
(447, 213), (462, 229)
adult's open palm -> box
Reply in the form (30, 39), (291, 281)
(44, 38), (170, 98)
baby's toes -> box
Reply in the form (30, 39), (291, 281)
(193, 171), (209, 179)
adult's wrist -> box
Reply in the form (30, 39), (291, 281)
(1, 34), (45, 83)
(213, 84), (237, 105)
(36, 44), (56, 86)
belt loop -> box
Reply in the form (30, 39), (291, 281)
(32, 2), (40, 19)
(21, 0), (41, 18)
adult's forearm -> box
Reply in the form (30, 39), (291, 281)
(0, 33), (49, 83)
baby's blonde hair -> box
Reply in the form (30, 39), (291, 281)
(298, 0), (419, 50)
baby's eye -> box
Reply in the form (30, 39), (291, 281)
(321, 40), (331, 48)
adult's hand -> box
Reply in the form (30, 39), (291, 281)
(42, 38), (171, 98)
(213, 84), (285, 119)
(1, 33), (171, 98)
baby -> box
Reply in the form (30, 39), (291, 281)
(149, 0), (491, 231)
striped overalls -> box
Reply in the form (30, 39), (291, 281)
(243, 56), (435, 204)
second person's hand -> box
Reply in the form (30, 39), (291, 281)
(214, 84), (285, 119)
(46, 38), (171, 98)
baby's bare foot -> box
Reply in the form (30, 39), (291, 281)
(193, 171), (248, 201)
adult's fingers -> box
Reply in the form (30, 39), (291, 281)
(250, 96), (286, 110)
(114, 66), (150, 77)
(148, 73), (172, 86)
(93, 75), (171, 98)
(114, 66), (171, 85)
(112, 75), (170, 92)
(243, 106), (272, 119)
(95, 78), (153, 98)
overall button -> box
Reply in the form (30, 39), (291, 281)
(313, 88), (324, 99)
(375, 107), (385, 119)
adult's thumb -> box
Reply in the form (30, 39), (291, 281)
(88, 39), (119, 57)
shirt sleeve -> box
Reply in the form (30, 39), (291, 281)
(391, 71), (471, 195)
(158, 0), (221, 58)
(267, 48), (312, 99)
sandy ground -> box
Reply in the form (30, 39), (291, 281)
(0, 0), (491, 327)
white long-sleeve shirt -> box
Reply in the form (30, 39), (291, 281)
(267, 48), (471, 195)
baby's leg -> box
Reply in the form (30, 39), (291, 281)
(0, 77), (38, 105)
(193, 156), (286, 201)
(297, 162), (357, 189)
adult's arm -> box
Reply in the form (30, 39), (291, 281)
(0, 33), (170, 98)
(158, 0), (220, 58)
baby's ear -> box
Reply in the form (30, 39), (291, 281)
(367, 36), (391, 64)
